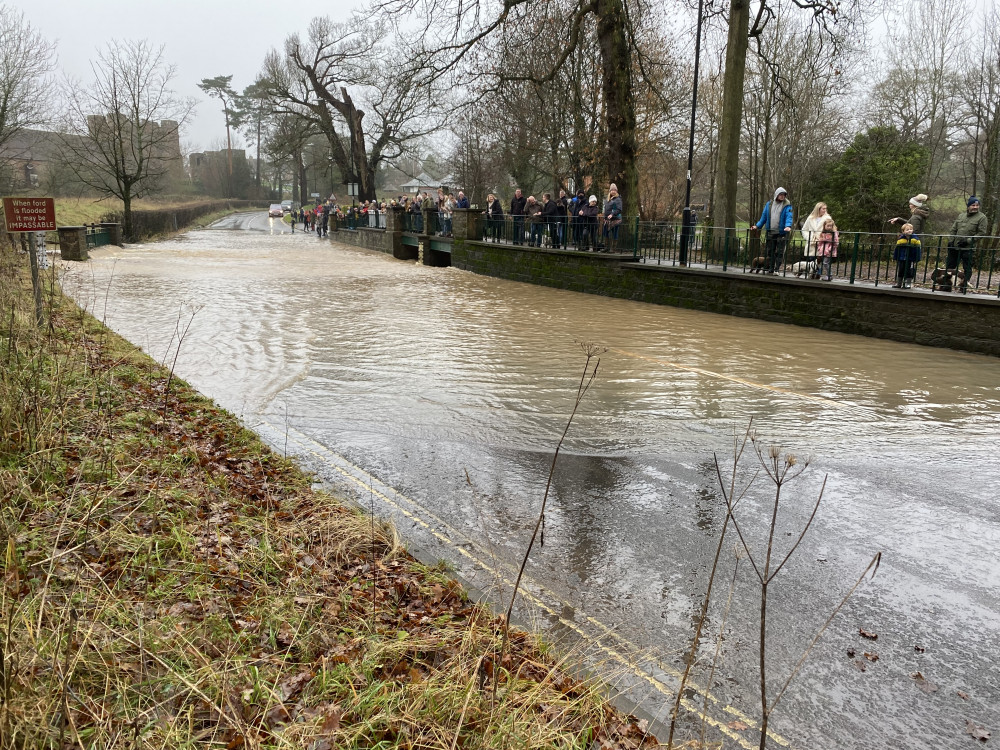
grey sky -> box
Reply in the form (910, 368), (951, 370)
(9, 0), (362, 152)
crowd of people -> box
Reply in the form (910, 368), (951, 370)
(283, 185), (992, 293)
(753, 187), (991, 293)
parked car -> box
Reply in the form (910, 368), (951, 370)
(280, 199), (296, 212)
(268, 204), (284, 217)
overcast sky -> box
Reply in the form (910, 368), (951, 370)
(9, 0), (363, 152)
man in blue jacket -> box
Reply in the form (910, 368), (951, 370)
(754, 187), (793, 274)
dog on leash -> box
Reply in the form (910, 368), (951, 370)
(790, 259), (817, 278)
(932, 268), (966, 292)
(751, 256), (768, 273)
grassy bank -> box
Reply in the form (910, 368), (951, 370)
(0, 246), (659, 747)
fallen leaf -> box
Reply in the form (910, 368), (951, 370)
(279, 670), (314, 701)
(846, 648), (856, 658)
(966, 720), (991, 742)
(958, 691), (969, 700)
(727, 720), (750, 730)
(910, 672), (938, 694)
(859, 628), (878, 640)
(864, 652), (879, 662)
(852, 659), (867, 672)
(914, 644), (925, 653)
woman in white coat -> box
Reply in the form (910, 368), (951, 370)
(800, 202), (833, 259)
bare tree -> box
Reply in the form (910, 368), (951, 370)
(61, 40), (194, 240)
(959, 8), (1000, 230)
(0, 5), (56, 158)
(867, 0), (969, 195)
(714, 0), (867, 227)
(262, 16), (441, 202)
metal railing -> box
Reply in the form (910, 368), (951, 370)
(631, 224), (1000, 295)
(472, 213), (639, 256)
(84, 224), (112, 249)
(463, 215), (1000, 296)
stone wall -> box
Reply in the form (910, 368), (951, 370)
(332, 227), (392, 254)
(450, 239), (1000, 357)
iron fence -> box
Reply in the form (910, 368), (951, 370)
(631, 224), (1000, 295)
(472, 213), (640, 256)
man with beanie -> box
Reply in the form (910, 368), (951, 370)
(948, 197), (989, 293)
(754, 187), (794, 274)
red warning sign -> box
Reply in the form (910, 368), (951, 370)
(3, 197), (56, 232)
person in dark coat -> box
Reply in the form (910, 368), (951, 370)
(555, 189), (570, 248)
(541, 193), (560, 247)
(888, 194), (929, 236)
(510, 189), (527, 245)
(579, 195), (600, 250)
(526, 196), (543, 247)
(486, 193), (504, 242)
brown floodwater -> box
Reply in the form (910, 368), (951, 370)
(62, 213), (1000, 750)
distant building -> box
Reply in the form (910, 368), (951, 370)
(0, 119), (185, 194)
(189, 149), (255, 198)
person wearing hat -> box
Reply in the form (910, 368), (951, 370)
(947, 196), (989, 293)
(578, 195), (601, 250)
(754, 187), (794, 274)
(889, 194), (930, 235)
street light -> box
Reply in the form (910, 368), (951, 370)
(679, 0), (706, 268)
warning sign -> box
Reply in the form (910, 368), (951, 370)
(3, 197), (56, 232)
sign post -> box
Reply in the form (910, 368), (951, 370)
(3, 197), (57, 328)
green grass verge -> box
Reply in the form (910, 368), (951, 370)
(0, 242), (659, 749)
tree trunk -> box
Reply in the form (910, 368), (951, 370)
(715, 0), (751, 228)
(596, 0), (639, 217)
(122, 192), (134, 242)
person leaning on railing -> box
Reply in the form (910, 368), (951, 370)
(526, 196), (544, 247)
(948, 196), (989, 293)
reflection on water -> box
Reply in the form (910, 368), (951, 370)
(62, 225), (1000, 750)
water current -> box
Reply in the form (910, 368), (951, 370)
(62, 216), (1000, 750)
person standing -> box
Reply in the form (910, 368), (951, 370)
(541, 193), (559, 247)
(486, 193), (504, 241)
(888, 194), (929, 235)
(571, 190), (586, 246)
(948, 196), (988, 293)
(892, 223), (921, 289)
(526, 196), (543, 247)
(510, 189), (526, 245)
(754, 187), (794, 274)
(579, 195), (600, 250)
(800, 202), (833, 260)
(816, 217), (839, 282)
(555, 189), (570, 248)
(602, 186), (623, 251)
(455, 191), (470, 209)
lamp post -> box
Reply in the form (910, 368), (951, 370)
(679, 0), (706, 267)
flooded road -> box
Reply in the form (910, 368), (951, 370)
(63, 213), (1000, 749)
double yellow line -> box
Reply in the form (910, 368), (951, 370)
(260, 420), (794, 750)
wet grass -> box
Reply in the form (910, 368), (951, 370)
(0, 244), (659, 749)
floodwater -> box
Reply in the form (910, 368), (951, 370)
(62, 213), (1000, 750)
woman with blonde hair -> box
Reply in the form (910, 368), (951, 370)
(800, 202), (833, 260)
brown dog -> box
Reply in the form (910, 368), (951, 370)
(751, 256), (768, 273)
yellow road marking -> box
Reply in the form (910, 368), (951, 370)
(261, 420), (795, 748)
